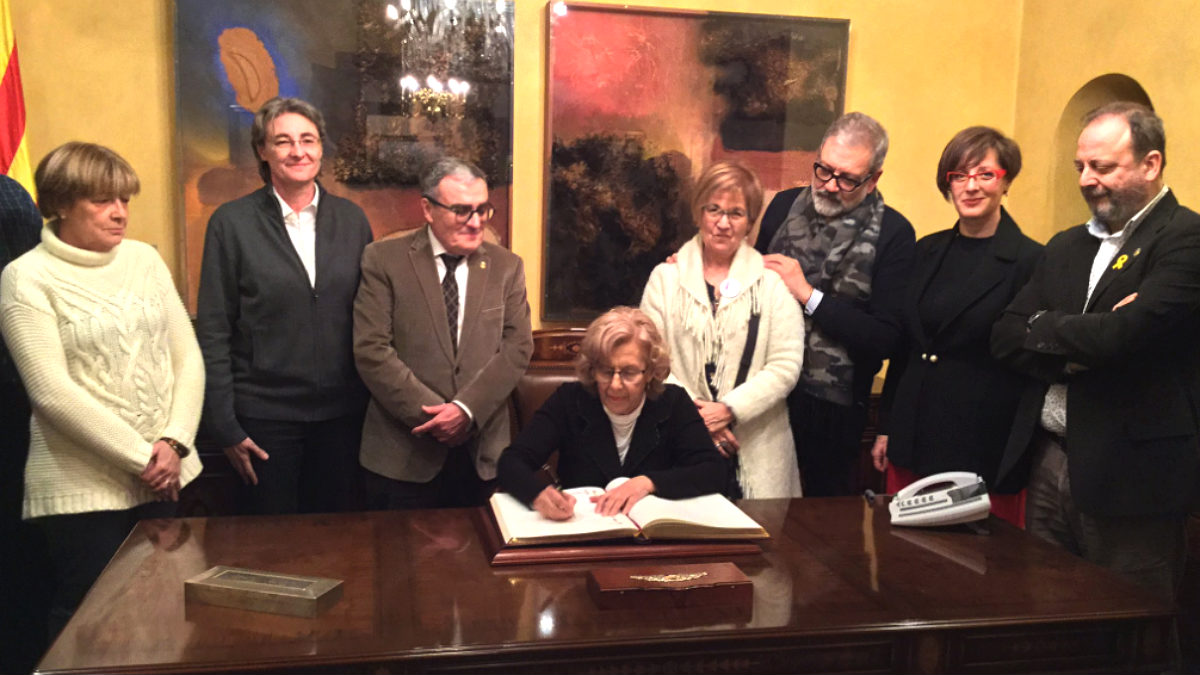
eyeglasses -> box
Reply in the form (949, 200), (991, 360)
(700, 203), (748, 224)
(946, 168), (1007, 185)
(595, 367), (646, 383)
(270, 136), (321, 152)
(813, 161), (872, 192)
(424, 195), (496, 223)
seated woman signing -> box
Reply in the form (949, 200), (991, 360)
(497, 307), (725, 520)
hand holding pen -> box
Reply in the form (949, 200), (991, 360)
(531, 463), (577, 521)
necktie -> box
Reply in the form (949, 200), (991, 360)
(441, 253), (462, 353)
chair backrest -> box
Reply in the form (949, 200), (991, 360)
(510, 328), (586, 433)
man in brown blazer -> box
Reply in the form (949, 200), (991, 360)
(354, 158), (532, 508)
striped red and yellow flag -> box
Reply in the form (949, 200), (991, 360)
(0, 0), (33, 199)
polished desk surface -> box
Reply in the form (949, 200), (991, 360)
(37, 498), (1173, 674)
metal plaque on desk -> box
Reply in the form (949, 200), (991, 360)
(588, 562), (752, 610)
(184, 565), (342, 618)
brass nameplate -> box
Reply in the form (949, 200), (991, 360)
(588, 562), (751, 610)
(629, 572), (709, 583)
(184, 565), (343, 618)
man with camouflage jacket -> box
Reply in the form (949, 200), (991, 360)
(755, 112), (916, 496)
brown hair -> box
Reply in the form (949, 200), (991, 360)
(935, 126), (1022, 198)
(691, 161), (764, 225)
(34, 142), (140, 222)
(1083, 101), (1166, 170)
(575, 306), (671, 398)
(250, 97), (327, 183)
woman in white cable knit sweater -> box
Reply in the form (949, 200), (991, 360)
(641, 161), (805, 499)
(0, 143), (203, 638)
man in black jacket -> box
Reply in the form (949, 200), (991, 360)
(992, 102), (1200, 599)
(0, 175), (52, 674)
(755, 112), (915, 497)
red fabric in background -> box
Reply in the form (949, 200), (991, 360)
(0, 44), (25, 173)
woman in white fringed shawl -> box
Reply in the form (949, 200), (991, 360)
(641, 161), (805, 499)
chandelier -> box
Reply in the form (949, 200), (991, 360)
(383, 0), (512, 118)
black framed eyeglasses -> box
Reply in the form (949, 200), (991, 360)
(813, 161), (872, 192)
(424, 195), (495, 223)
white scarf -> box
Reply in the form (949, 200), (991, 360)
(672, 235), (764, 398)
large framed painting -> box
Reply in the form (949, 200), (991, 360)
(542, 2), (848, 322)
(176, 0), (514, 310)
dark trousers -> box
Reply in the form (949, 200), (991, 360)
(1026, 433), (1187, 600)
(0, 385), (52, 674)
(788, 390), (867, 497)
(238, 413), (366, 515)
(364, 445), (495, 510)
(36, 501), (176, 641)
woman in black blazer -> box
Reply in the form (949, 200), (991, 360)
(872, 127), (1042, 526)
(498, 307), (725, 520)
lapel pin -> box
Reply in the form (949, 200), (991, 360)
(1133, 247), (1142, 257)
(1112, 254), (1129, 270)
(480, 260), (487, 269)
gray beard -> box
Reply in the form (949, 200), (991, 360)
(812, 189), (848, 217)
(1083, 186), (1144, 229)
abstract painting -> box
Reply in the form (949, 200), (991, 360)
(542, 3), (847, 321)
(176, 0), (513, 309)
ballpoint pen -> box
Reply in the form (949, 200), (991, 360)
(542, 463), (564, 492)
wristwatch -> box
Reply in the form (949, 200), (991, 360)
(159, 437), (191, 459)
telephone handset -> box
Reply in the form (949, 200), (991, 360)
(888, 471), (990, 527)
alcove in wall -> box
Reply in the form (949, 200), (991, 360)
(1051, 74), (1152, 235)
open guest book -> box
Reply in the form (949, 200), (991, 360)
(489, 477), (769, 546)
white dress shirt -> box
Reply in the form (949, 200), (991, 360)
(428, 226), (469, 345)
(428, 225), (474, 421)
(1040, 186), (1170, 434)
(273, 184), (320, 288)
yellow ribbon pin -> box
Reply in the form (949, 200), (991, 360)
(1112, 254), (1129, 270)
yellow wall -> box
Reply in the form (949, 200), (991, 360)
(1011, 0), (1200, 243)
(20, 1), (1190, 328)
(13, 0), (179, 265)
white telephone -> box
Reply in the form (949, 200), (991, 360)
(888, 472), (990, 527)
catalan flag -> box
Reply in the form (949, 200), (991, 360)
(0, 0), (32, 199)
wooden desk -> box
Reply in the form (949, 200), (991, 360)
(37, 498), (1173, 674)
